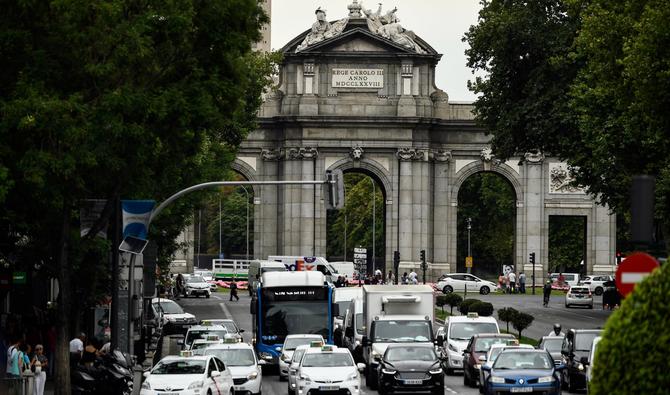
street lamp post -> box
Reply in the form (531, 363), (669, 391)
(467, 217), (472, 274)
(239, 186), (250, 261)
(370, 177), (376, 273)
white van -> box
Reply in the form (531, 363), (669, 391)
(549, 272), (581, 287)
(247, 260), (286, 295)
(329, 261), (356, 280)
(267, 256), (339, 283)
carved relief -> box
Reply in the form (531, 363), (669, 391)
(480, 147), (495, 162)
(350, 146), (364, 160)
(296, 8), (349, 52)
(549, 163), (584, 194)
(362, 5), (426, 53)
(396, 147), (428, 161)
(287, 147), (319, 160)
(524, 151), (545, 164)
(260, 148), (283, 161)
(431, 149), (452, 163)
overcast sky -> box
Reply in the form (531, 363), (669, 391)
(270, 0), (483, 101)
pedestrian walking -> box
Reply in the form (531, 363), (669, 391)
(508, 272), (516, 294)
(386, 270), (395, 285)
(229, 281), (240, 301)
(519, 272), (526, 294)
(6, 337), (23, 378)
(401, 272), (409, 285)
(543, 280), (552, 307)
(69, 333), (85, 367)
(176, 273), (185, 300)
(31, 344), (48, 395)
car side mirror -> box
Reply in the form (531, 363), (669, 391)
(210, 370), (221, 378)
(357, 363), (366, 372)
(481, 365), (491, 372)
(143, 371), (151, 378)
(373, 354), (381, 362)
(478, 355), (486, 362)
(555, 363), (566, 371)
(580, 356), (589, 365)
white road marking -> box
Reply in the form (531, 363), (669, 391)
(219, 302), (232, 319)
(621, 272), (650, 283)
(211, 294), (223, 300)
(445, 386), (458, 394)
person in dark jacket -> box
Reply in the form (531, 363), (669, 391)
(229, 281), (239, 301)
(543, 280), (552, 307)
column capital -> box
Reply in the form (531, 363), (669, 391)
(350, 146), (364, 160)
(260, 148), (284, 161)
(287, 147), (319, 160)
(524, 151), (545, 164)
(430, 149), (452, 163)
(396, 147), (428, 161)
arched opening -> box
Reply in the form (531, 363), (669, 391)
(193, 171), (255, 268)
(326, 170), (386, 278)
(457, 172), (516, 279)
(548, 215), (587, 274)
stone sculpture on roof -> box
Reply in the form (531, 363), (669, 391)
(295, 2), (426, 54)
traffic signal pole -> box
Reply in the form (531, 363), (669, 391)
(530, 252), (536, 295)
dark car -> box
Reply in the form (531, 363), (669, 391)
(538, 336), (564, 365)
(462, 333), (517, 388)
(481, 349), (564, 395)
(561, 328), (603, 392)
(377, 344), (444, 395)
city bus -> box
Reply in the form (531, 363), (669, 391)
(251, 271), (335, 365)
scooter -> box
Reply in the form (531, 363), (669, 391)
(71, 350), (134, 395)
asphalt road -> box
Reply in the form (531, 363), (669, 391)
(169, 291), (593, 395)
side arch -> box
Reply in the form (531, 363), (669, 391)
(452, 162), (523, 204)
(230, 159), (261, 196)
(326, 157), (394, 198)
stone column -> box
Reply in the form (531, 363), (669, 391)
(411, 149), (430, 262)
(521, 152), (546, 283)
(431, 150), (452, 273)
(397, 148), (415, 262)
(259, 149), (283, 258)
(283, 147), (318, 256)
(592, 204), (616, 274)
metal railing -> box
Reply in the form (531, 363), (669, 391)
(212, 258), (253, 280)
(1, 374), (35, 395)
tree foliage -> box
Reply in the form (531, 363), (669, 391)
(511, 311), (535, 339)
(590, 262), (669, 394)
(548, 216), (585, 272)
(497, 307), (518, 333)
(0, 1), (276, 392)
(444, 292), (464, 315)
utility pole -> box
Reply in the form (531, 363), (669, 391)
(467, 217), (472, 274)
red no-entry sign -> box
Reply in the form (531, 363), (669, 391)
(615, 252), (660, 297)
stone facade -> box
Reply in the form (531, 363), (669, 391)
(234, 5), (617, 281)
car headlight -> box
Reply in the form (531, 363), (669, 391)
(187, 380), (204, 389)
(300, 374), (311, 382)
(429, 368), (443, 375)
(538, 376), (555, 383)
(382, 368), (397, 375)
(577, 363), (585, 371)
(141, 381), (151, 390)
(281, 354), (290, 362)
(260, 352), (273, 360)
(448, 343), (458, 352)
(491, 376), (505, 384)
(247, 371), (259, 380)
(348, 373), (359, 381)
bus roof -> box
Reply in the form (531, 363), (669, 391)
(261, 271), (326, 287)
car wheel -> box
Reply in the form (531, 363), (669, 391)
(565, 303), (569, 308)
(206, 294), (210, 299)
(442, 285), (453, 294)
(479, 286), (490, 295)
(594, 287), (603, 296)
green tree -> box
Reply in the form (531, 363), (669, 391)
(0, 1), (275, 392)
(444, 293), (464, 315)
(204, 183), (255, 258)
(590, 262), (669, 394)
(497, 307), (518, 333)
(511, 311), (535, 339)
(548, 216), (585, 272)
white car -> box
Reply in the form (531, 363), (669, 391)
(296, 345), (364, 395)
(200, 341), (262, 395)
(565, 285), (594, 308)
(279, 335), (325, 380)
(586, 336), (601, 393)
(437, 273), (498, 295)
(185, 275), (212, 298)
(288, 345), (311, 395)
(183, 325), (230, 350)
(441, 313), (500, 374)
(200, 319), (244, 342)
(479, 343), (533, 387)
(151, 298), (197, 335)
(190, 338), (223, 352)
(141, 354), (234, 395)
(580, 275), (614, 296)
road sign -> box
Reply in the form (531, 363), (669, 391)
(615, 252), (659, 297)
(353, 253), (367, 259)
(465, 256), (473, 268)
(354, 247), (367, 254)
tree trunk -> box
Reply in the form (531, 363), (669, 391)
(54, 208), (72, 395)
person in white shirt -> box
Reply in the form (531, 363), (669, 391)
(548, 324), (565, 337)
(69, 333), (85, 365)
(508, 272), (517, 293)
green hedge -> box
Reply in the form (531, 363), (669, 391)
(469, 301), (494, 316)
(458, 298), (481, 314)
(590, 261), (669, 394)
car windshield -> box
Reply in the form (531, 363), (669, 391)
(292, 349), (307, 363)
(205, 349), (256, 366)
(152, 359), (206, 374)
(355, 313), (364, 335)
(386, 346), (436, 362)
(188, 276), (205, 283)
(372, 320), (432, 342)
(186, 330), (228, 346)
(575, 333), (600, 351)
(335, 302), (350, 318)
(493, 352), (553, 370)
(541, 338), (563, 352)
(449, 322), (498, 341)
(301, 353), (353, 367)
(475, 338), (516, 353)
(154, 301), (183, 315)
(284, 337), (321, 350)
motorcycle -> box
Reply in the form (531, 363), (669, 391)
(71, 350), (134, 395)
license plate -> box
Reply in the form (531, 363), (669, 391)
(404, 379), (423, 385)
(235, 386), (245, 391)
(319, 386), (340, 391)
(510, 387), (533, 393)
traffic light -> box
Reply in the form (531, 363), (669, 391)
(325, 169), (344, 209)
(420, 249), (426, 263)
(529, 252), (536, 264)
(616, 251), (622, 265)
(393, 250), (400, 265)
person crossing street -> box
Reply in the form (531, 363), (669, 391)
(229, 281), (240, 301)
(543, 280), (552, 307)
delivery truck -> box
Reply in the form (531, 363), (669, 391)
(360, 284), (435, 389)
(267, 256), (339, 283)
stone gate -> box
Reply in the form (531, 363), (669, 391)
(232, 3), (616, 280)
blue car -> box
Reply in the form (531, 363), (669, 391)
(481, 349), (564, 395)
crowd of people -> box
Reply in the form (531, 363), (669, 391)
(497, 271), (527, 294)
(4, 335), (50, 395)
(333, 269), (421, 287)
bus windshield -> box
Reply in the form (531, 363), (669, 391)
(260, 287), (330, 345)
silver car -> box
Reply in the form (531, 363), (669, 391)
(565, 285), (594, 308)
(287, 345), (310, 395)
